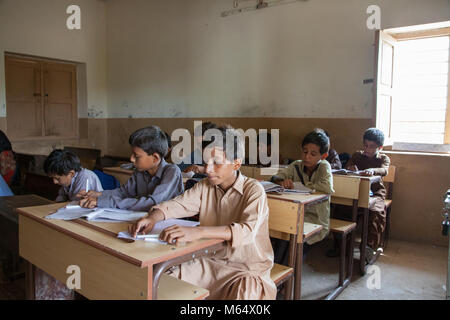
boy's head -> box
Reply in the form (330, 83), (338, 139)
(44, 149), (82, 187)
(362, 128), (384, 158)
(301, 129), (329, 168)
(129, 126), (168, 171)
(202, 125), (244, 186)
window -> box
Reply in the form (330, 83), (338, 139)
(374, 22), (450, 152)
(5, 54), (78, 140)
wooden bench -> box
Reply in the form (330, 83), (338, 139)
(157, 274), (209, 300)
(326, 218), (356, 300)
(269, 219), (323, 300)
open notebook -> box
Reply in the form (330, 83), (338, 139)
(259, 181), (313, 194)
(117, 219), (200, 243)
(45, 205), (148, 223)
(332, 169), (364, 176)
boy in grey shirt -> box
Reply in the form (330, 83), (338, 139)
(79, 126), (184, 211)
(44, 149), (103, 202)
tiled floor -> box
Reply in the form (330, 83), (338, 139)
(0, 238), (447, 300)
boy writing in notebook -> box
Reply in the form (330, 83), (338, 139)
(270, 129), (334, 262)
(44, 149), (103, 202)
(345, 127), (390, 256)
(79, 126), (184, 211)
(130, 125), (276, 300)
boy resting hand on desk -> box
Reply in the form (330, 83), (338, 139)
(78, 126), (184, 211)
(130, 125), (276, 300)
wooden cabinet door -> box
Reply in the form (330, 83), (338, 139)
(43, 62), (78, 137)
(5, 55), (78, 139)
(5, 56), (44, 138)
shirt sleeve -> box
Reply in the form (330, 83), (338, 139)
(55, 187), (68, 202)
(270, 161), (297, 182)
(372, 154), (390, 176)
(327, 149), (342, 170)
(153, 179), (204, 219)
(98, 166), (184, 211)
(229, 184), (268, 248)
(304, 161), (335, 194)
(345, 152), (360, 169)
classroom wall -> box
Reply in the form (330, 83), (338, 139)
(105, 0), (450, 120)
(0, 0), (108, 155)
(385, 152), (450, 247)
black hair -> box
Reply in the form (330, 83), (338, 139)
(202, 122), (218, 136)
(363, 128), (385, 147)
(0, 130), (12, 153)
(129, 126), (168, 158)
(164, 131), (172, 149)
(302, 129), (330, 155)
(44, 149), (82, 176)
(202, 125), (244, 161)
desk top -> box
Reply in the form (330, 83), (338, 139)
(332, 173), (381, 182)
(102, 167), (134, 174)
(0, 194), (53, 224)
(267, 192), (329, 204)
(16, 203), (224, 268)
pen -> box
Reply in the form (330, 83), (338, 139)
(86, 178), (89, 193)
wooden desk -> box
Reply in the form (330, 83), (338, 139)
(0, 195), (54, 278)
(17, 203), (225, 300)
(103, 167), (189, 186)
(331, 174), (381, 275)
(267, 192), (329, 300)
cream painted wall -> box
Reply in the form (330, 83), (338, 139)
(105, 0), (450, 119)
(0, 0), (108, 119)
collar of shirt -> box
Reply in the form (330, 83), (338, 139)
(300, 160), (321, 176)
(143, 158), (168, 180)
(66, 169), (81, 192)
(212, 170), (245, 196)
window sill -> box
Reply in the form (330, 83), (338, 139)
(382, 150), (450, 158)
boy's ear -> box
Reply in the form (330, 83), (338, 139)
(233, 158), (242, 171)
(68, 170), (76, 178)
(152, 152), (161, 161)
(320, 153), (328, 160)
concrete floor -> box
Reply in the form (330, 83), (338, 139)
(301, 238), (448, 300)
(0, 238), (448, 300)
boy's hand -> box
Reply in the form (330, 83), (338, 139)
(360, 169), (374, 176)
(80, 196), (98, 209)
(129, 217), (156, 238)
(281, 179), (294, 189)
(76, 190), (102, 199)
(160, 225), (199, 245)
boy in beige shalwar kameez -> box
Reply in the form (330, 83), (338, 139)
(130, 126), (277, 300)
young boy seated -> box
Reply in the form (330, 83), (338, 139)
(130, 125), (277, 300)
(323, 130), (342, 170)
(178, 121), (218, 174)
(346, 127), (390, 256)
(44, 149), (103, 202)
(79, 126), (184, 211)
(270, 129), (334, 262)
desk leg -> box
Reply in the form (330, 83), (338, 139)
(294, 243), (303, 300)
(359, 208), (369, 275)
(25, 261), (35, 300)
